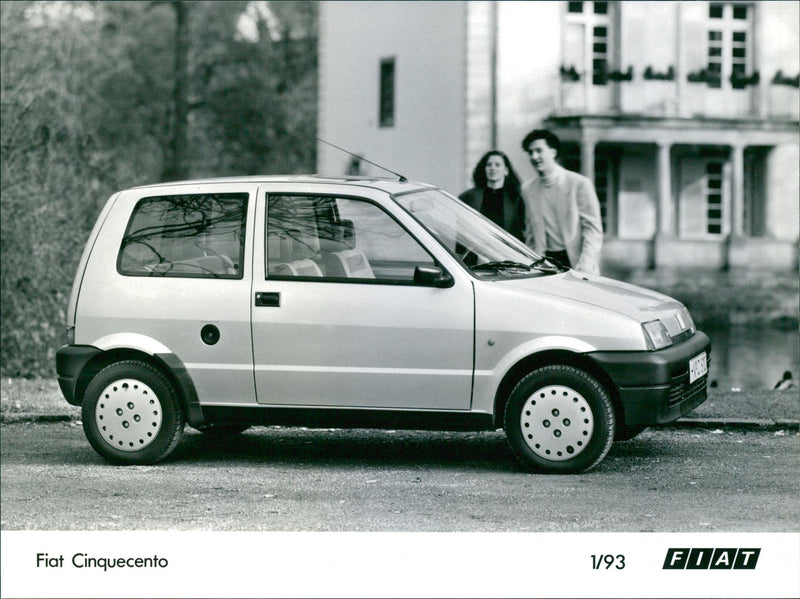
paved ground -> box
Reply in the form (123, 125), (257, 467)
(1, 378), (797, 532)
(1, 421), (798, 532)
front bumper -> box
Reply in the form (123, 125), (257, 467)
(588, 331), (711, 426)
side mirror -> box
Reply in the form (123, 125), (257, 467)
(413, 265), (454, 288)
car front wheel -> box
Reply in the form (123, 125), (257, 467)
(504, 364), (615, 473)
(81, 360), (184, 465)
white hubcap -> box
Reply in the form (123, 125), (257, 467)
(95, 379), (162, 452)
(520, 384), (594, 461)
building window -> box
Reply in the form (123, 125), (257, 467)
(379, 58), (395, 128)
(705, 3), (753, 90)
(592, 25), (609, 85)
(565, 2), (615, 87)
(731, 30), (748, 88)
(707, 31), (724, 88)
(565, 1), (610, 14)
(705, 162), (724, 235)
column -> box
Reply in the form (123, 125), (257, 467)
(657, 141), (673, 235)
(581, 136), (596, 183)
(730, 144), (745, 236)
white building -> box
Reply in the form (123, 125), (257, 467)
(317, 1), (799, 271)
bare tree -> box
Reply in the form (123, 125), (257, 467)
(163, 0), (190, 181)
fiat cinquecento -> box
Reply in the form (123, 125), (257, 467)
(56, 175), (710, 473)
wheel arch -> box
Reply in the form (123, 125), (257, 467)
(74, 348), (204, 427)
(492, 349), (622, 428)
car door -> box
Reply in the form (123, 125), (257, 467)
(251, 191), (474, 410)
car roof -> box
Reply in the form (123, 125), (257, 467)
(128, 174), (439, 196)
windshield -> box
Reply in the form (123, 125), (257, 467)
(395, 189), (565, 278)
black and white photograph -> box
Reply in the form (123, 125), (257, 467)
(1, 1), (798, 598)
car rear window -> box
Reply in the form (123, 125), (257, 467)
(117, 193), (248, 279)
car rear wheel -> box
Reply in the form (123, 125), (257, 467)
(81, 360), (184, 465)
(504, 364), (615, 473)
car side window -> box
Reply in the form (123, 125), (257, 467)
(266, 194), (436, 283)
(118, 193), (248, 279)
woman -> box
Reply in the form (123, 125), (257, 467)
(459, 150), (525, 240)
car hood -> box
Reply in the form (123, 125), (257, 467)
(494, 270), (685, 322)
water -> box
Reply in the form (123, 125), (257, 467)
(704, 324), (799, 391)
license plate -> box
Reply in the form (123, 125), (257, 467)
(689, 352), (708, 384)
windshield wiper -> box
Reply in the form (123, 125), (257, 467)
(529, 257), (564, 272)
(472, 260), (534, 272)
(472, 258), (566, 275)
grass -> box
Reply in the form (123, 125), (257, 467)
(0, 378), (79, 418)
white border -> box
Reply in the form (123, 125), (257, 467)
(2, 531), (798, 598)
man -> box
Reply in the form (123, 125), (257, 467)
(520, 129), (603, 274)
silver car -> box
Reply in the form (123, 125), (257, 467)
(56, 176), (710, 473)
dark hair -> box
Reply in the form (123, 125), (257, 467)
(521, 129), (561, 153)
(471, 150), (522, 192)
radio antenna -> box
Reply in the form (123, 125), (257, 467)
(317, 137), (407, 182)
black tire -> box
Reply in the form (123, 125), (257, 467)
(193, 423), (251, 435)
(81, 360), (184, 465)
(504, 364), (615, 473)
(614, 425), (647, 442)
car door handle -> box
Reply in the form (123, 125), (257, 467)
(255, 292), (280, 307)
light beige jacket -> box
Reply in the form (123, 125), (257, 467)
(521, 166), (604, 274)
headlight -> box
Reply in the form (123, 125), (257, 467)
(643, 320), (672, 350)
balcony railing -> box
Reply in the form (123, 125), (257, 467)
(557, 64), (799, 120)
